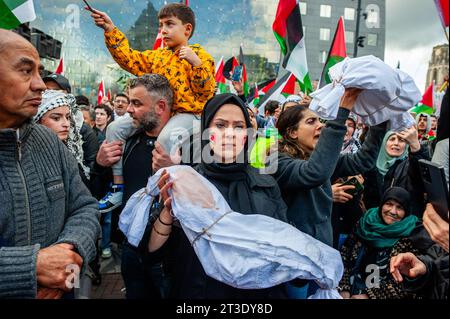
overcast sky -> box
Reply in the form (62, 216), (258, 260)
(385, 0), (448, 92)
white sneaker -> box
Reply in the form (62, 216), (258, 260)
(99, 184), (124, 213)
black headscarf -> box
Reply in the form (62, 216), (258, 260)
(199, 93), (255, 214)
(379, 187), (411, 217)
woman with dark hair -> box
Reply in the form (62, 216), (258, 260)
(33, 90), (90, 184)
(149, 93), (289, 298)
(273, 89), (388, 297)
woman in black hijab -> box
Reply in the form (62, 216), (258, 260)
(150, 93), (288, 299)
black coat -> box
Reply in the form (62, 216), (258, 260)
(363, 145), (430, 217)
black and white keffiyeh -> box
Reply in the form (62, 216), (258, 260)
(33, 90), (89, 179)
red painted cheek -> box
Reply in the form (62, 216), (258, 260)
(210, 134), (216, 142)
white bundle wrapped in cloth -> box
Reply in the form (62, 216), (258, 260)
(119, 165), (344, 299)
(310, 55), (421, 131)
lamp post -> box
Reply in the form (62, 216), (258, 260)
(353, 0), (362, 57)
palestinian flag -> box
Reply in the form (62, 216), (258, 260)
(427, 129), (436, 141)
(251, 83), (260, 108)
(215, 56), (228, 94)
(258, 72), (296, 114)
(0, 0), (36, 30)
(239, 45), (250, 97)
(261, 79), (276, 95)
(410, 83), (434, 115)
(250, 80), (276, 108)
(273, 0), (312, 94)
(319, 17), (347, 89)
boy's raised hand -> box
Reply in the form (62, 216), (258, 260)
(88, 7), (115, 33)
(179, 46), (202, 67)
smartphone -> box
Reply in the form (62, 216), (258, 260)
(83, 0), (96, 12)
(419, 159), (449, 222)
(231, 65), (243, 82)
(342, 177), (364, 196)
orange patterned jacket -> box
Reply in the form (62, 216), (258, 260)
(104, 27), (216, 114)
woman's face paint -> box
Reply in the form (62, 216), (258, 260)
(208, 104), (248, 163)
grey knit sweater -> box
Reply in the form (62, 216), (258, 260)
(0, 122), (100, 298)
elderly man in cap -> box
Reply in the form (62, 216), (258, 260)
(0, 29), (100, 299)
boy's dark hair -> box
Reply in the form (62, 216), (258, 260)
(158, 3), (196, 39)
(265, 100), (280, 116)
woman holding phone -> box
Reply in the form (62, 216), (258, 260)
(273, 88), (388, 298)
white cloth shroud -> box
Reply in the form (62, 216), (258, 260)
(310, 55), (421, 131)
(119, 165), (344, 299)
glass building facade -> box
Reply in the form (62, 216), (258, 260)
(30, 0), (384, 101)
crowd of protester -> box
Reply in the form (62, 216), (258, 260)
(0, 3), (448, 299)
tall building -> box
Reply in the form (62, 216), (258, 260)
(301, 0), (386, 81)
(426, 44), (449, 90)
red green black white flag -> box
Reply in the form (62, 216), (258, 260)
(273, 0), (312, 94)
(319, 16), (347, 89)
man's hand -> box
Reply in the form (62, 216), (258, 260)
(96, 141), (123, 167)
(340, 88), (363, 111)
(354, 174), (364, 185)
(89, 8), (115, 33)
(37, 287), (64, 299)
(390, 252), (427, 282)
(350, 294), (369, 299)
(423, 203), (449, 252)
(179, 46), (202, 67)
(332, 183), (354, 203)
(152, 142), (180, 172)
(340, 291), (351, 299)
(299, 95), (312, 107)
(397, 126), (421, 153)
(230, 72), (244, 96)
(36, 244), (83, 291)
